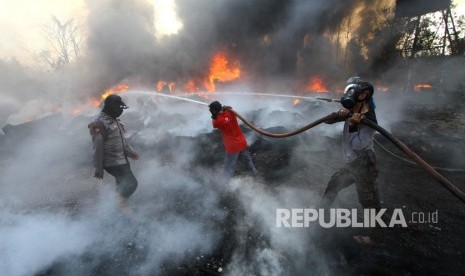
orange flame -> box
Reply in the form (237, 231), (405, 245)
(414, 83), (432, 92)
(293, 99), (301, 106)
(157, 81), (167, 92)
(101, 83), (129, 99)
(305, 75), (328, 93)
(185, 79), (199, 93)
(93, 83), (129, 107)
(92, 99), (101, 107)
(157, 81), (175, 93)
(205, 51), (241, 92)
(183, 79), (211, 99)
(72, 108), (81, 115)
(152, 52), (241, 94)
(168, 82), (175, 92)
(377, 85), (389, 92)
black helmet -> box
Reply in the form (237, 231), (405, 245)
(359, 81), (374, 97)
(103, 94), (128, 118)
(346, 76), (362, 84)
(208, 101), (222, 112)
(104, 94), (128, 109)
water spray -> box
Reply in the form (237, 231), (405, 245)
(129, 90), (209, 106)
(316, 97), (341, 103)
(124, 90), (465, 204)
(182, 91), (320, 101)
(180, 91), (341, 103)
(130, 90), (340, 105)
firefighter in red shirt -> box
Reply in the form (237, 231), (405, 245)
(209, 101), (257, 179)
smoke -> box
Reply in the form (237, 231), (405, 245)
(0, 102), (226, 275)
(225, 177), (331, 275)
(170, 0), (331, 84)
(1, 0), (465, 275)
(0, 90), (342, 275)
(2, 0), (463, 126)
(80, 0), (159, 92)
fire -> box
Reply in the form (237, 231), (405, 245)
(92, 82), (129, 107)
(414, 83), (432, 92)
(157, 81), (167, 92)
(152, 51), (241, 94)
(101, 83), (129, 100)
(184, 79), (199, 93)
(205, 51), (241, 92)
(293, 99), (301, 106)
(305, 75), (328, 93)
(92, 99), (101, 107)
(377, 85), (389, 92)
(157, 81), (175, 93)
(168, 82), (175, 92)
(72, 108), (81, 115)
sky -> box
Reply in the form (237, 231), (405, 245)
(0, 2), (464, 274)
(0, 0), (181, 65)
(0, 0), (464, 66)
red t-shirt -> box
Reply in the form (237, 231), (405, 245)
(212, 110), (248, 153)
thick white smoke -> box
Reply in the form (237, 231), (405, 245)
(1, 0), (464, 275)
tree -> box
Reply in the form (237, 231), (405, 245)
(396, 4), (465, 58)
(34, 16), (83, 71)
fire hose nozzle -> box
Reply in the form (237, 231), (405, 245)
(317, 97), (341, 103)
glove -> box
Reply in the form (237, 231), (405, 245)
(337, 108), (351, 118)
(349, 113), (364, 125)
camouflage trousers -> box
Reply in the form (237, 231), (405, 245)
(323, 149), (380, 210)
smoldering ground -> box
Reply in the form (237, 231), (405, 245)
(0, 101), (222, 275)
(1, 0), (465, 275)
(0, 94), (339, 276)
(2, 88), (463, 275)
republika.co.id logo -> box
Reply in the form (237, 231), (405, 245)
(276, 208), (438, 228)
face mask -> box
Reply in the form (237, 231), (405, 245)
(341, 84), (362, 109)
(111, 105), (124, 118)
(103, 94), (129, 118)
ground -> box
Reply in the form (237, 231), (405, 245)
(140, 93), (465, 275)
(1, 91), (464, 275)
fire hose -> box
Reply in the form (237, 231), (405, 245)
(362, 117), (465, 204)
(230, 109), (340, 138)
(373, 138), (465, 173)
(230, 109), (465, 204)
(140, 91), (465, 203)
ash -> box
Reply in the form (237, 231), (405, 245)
(0, 92), (464, 276)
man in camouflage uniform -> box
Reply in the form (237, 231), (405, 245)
(89, 94), (139, 212)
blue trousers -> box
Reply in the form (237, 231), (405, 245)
(223, 149), (257, 179)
